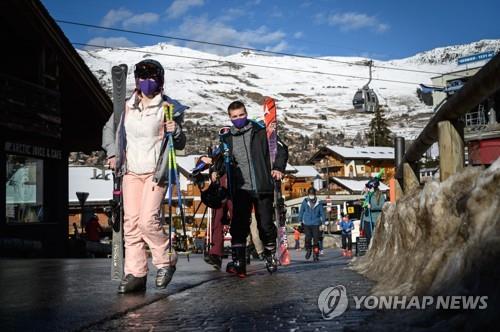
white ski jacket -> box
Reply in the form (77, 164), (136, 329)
(102, 92), (187, 180)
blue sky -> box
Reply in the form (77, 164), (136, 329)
(42, 0), (499, 60)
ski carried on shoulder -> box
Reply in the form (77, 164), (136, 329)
(263, 97), (290, 271)
(110, 64), (127, 281)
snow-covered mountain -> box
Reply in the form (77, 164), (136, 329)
(79, 39), (499, 140)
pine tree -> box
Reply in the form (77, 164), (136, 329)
(367, 105), (393, 146)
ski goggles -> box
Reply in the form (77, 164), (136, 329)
(134, 62), (163, 79)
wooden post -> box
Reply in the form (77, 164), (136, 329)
(389, 178), (403, 202)
(403, 163), (420, 192)
(438, 121), (464, 182)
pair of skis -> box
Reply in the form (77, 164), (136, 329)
(110, 64), (127, 281)
(263, 97), (290, 268)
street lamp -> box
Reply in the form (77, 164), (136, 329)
(76, 191), (89, 233)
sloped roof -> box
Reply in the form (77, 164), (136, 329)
(286, 163), (297, 173)
(332, 177), (389, 193)
(176, 155), (203, 174)
(292, 165), (320, 178)
(326, 146), (394, 160)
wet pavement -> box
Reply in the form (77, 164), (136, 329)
(1, 250), (375, 331)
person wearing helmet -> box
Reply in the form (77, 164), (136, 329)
(361, 177), (386, 244)
(298, 187), (325, 261)
(102, 59), (188, 294)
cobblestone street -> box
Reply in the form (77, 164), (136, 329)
(85, 249), (374, 331)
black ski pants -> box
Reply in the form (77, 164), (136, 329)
(230, 189), (277, 249)
(341, 233), (352, 250)
(304, 225), (320, 250)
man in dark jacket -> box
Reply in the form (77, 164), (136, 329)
(201, 100), (288, 277)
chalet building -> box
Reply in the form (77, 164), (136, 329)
(308, 146), (395, 193)
(1, 0), (112, 256)
(283, 165), (320, 199)
(329, 177), (389, 195)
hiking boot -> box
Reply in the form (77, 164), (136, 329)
(117, 274), (147, 294)
(155, 265), (176, 289)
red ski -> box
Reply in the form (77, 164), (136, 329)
(263, 97), (290, 267)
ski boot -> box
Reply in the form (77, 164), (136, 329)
(226, 246), (246, 278)
(347, 250), (353, 258)
(342, 249), (347, 257)
(118, 274), (147, 294)
(313, 246), (320, 262)
(264, 248), (278, 274)
(305, 248), (312, 260)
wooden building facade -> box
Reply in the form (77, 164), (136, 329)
(0, 0), (111, 256)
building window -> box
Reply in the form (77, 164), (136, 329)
(5, 155), (44, 223)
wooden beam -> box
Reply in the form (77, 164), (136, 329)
(403, 163), (420, 192)
(389, 178), (403, 202)
(438, 120), (464, 181)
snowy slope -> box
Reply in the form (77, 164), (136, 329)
(79, 39), (499, 139)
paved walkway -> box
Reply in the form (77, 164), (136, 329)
(1, 250), (375, 331)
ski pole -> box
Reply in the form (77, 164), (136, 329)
(163, 105), (175, 257)
(165, 104), (190, 261)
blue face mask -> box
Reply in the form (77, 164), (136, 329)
(231, 117), (248, 129)
(139, 79), (160, 96)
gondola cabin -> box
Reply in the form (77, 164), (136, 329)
(352, 87), (379, 113)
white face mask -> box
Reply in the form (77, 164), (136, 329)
(308, 195), (316, 200)
(369, 188), (375, 193)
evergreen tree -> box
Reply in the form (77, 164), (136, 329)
(367, 105), (393, 146)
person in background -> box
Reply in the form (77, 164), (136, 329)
(361, 177), (386, 244)
(293, 226), (301, 251)
(298, 187), (325, 261)
(338, 212), (354, 257)
(247, 212), (264, 262)
(85, 214), (103, 242)
(318, 223), (325, 255)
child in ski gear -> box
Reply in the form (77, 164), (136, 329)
(338, 213), (354, 257)
(199, 100), (288, 277)
(102, 59), (187, 293)
(293, 226), (301, 251)
(298, 187), (325, 261)
(361, 177), (386, 244)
